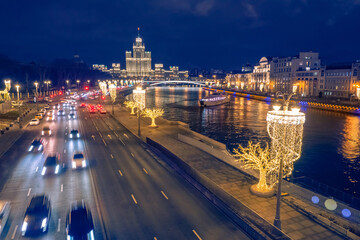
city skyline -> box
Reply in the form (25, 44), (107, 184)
(1, 0), (360, 70)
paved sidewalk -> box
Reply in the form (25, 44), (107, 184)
(105, 104), (348, 240)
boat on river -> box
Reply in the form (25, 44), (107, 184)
(200, 92), (230, 107)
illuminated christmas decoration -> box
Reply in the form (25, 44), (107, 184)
(142, 108), (164, 127)
(133, 87), (146, 110)
(0, 79), (11, 101)
(109, 84), (117, 103)
(234, 142), (276, 195)
(124, 100), (137, 115)
(268, 92), (305, 229)
(99, 81), (107, 96)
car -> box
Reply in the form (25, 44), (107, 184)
(99, 108), (107, 114)
(35, 114), (43, 120)
(44, 105), (50, 110)
(22, 195), (51, 236)
(41, 154), (62, 175)
(72, 152), (86, 169)
(70, 129), (80, 139)
(96, 104), (102, 110)
(28, 138), (44, 152)
(58, 109), (65, 116)
(66, 200), (94, 239)
(70, 105), (76, 111)
(0, 201), (11, 236)
(68, 113), (76, 120)
(80, 103), (86, 108)
(47, 110), (55, 116)
(53, 104), (60, 109)
(30, 119), (40, 126)
(41, 126), (51, 136)
(46, 114), (56, 121)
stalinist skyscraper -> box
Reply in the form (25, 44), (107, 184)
(125, 28), (152, 77)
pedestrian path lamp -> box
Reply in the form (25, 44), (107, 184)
(133, 87), (146, 137)
(34, 82), (39, 111)
(267, 93), (305, 229)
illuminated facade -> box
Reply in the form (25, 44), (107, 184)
(93, 32), (188, 81)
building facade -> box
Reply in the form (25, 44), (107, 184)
(93, 33), (188, 81)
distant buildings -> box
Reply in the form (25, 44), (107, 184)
(93, 33), (188, 81)
(225, 52), (360, 100)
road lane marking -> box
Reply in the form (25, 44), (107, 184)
(118, 170), (123, 176)
(11, 225), (18, 239)
(110, 154), (114, 159)
(143, 168), (149, 175)
(154, 238), (158, 240)
(161, 191), (169, 200)
(192, 230), (202, 240)
(58, 218), (61, 232)
(35, 166), (39, 172)
(131, 194), (137, 204)
(119, 138), (125, 146)
(61, 184), (63, 192)
(65, 139), (67, 143)
(65, 132), (67, 135)
(102, 139), (107, 146)
(124, 133), (129, 139)
(92, 135), (95, 140)
(64, 149), (66, 153)
(114, 132), (119, 137)
(131, 153), (135, 157)
(27, 188), (31, 196)
(108, 134), (112, 139)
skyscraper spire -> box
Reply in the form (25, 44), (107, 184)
(137, 27), (140, 38)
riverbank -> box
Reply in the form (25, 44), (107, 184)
(105, 103), (359, 240)
(204, 87), (360, 115)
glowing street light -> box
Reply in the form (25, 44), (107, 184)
(76, 80), (80, 89)
(267, 93), (305, 229)
(34, 81), (39, 110)
(44, 80), (51, 93)
(15, 84), (20, 104)
(109, 84), (117, 114)
(133, 86), (146, 137)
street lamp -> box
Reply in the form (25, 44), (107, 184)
(267, 93), (305, 229)
(109, 84), (117, 114)
(133, 86), (146, 137)
(44, 80), (51, 94)
(76, 80), (80, 89)
(15, 84), (20, 104)
(34, 82), (39, 110)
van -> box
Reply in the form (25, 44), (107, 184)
(0, 201), (11, 235)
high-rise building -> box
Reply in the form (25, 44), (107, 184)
(125, 33), (152, 77)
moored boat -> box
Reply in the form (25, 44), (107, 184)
(200, 92), (230, 107)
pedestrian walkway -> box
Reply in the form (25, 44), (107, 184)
(106, 104), (351, 240)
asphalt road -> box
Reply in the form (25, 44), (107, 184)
(0, 98), (252, 240)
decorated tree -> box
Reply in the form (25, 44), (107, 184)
(142, 108), (164, 127)
(234, 141), (276, 196)
(124, 100), (137, 115)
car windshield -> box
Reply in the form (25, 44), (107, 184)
(74, 154), (84, 159)
(44, 156), (57, 166)
(26, 197), (47, 215)
(32, 140), (40, 145)
(43, 127), (50, 130)
(71, 130), (78, 134)
(68, 208), (92, 235)
(31, 119), (37, 122)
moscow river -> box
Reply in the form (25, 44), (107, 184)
(144, 86), (360, 198)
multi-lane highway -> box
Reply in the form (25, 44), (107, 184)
(0, 97), (252, 239)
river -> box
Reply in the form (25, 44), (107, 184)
(142, 86), (360, 198)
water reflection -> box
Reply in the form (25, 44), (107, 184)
(144, 87), (360, 196)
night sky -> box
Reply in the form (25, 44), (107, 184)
(1, 0), (360, 70)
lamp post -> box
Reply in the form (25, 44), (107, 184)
(267, 93), (305, 229)
(109, 84), (117, 114)
(76, 80), (80, 89)
(15, 84), (20, 104)
(44, 80), (51, 95)
(34, 82), (39, 111)
(66, 80), (70, 90)
(133, 87), (146, 137)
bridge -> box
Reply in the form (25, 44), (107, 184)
(143, 80), (207, 86)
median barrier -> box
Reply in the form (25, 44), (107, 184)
(146, 137), (291, 240)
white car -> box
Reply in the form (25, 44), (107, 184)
(0, 201), (11, 236)
(29, 119), (40, 126)
(72, 152), (86, 169)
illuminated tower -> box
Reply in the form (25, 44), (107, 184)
(126, 28), (152, 78)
